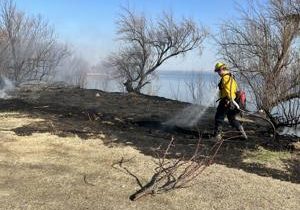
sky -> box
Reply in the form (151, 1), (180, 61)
(14, 0), (246, 71)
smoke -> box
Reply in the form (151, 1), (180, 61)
(278, 125), (300, 137)
(164, 105), (208, 127)
(0, 76), (15, 99)
(165, 88), (218, 128)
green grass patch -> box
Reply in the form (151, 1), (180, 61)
(242, 146), (292, 165)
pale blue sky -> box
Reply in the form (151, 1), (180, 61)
(14, 0), (248, 71)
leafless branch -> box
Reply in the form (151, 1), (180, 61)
(107, 8), (208, 93)
(118, 136), (225, 201)
(0, 0), (69, 85)
(216, 0), (300, 127)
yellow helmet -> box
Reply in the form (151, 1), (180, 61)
(214, 62), (226, 72)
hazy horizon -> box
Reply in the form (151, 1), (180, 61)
(14, 0), (252, 71)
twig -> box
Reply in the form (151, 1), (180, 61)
(112, 156), (143, 188)
(83, 174), (96, 186)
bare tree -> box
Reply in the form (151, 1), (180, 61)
(93, 61), (124, 92)
(216, 0), (300, 127)
(0, 0), (69, 85)
(58, 55), (90, 88)
(107, 8), (208, 93)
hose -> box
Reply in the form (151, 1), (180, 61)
(238, 108), (276, 139)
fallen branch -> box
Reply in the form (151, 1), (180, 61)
(112, 156), (143, 188)
(115, 135), (224, 201)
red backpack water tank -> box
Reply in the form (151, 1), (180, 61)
(235, 90), (246, 110)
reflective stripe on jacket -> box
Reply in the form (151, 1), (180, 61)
(218, 72), (238, 101)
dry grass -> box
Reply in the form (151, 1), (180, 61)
(0, 112), (299, 210)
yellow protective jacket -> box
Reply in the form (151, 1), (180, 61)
(218, 71), (238, 101)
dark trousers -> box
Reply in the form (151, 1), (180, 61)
(214, 99), (241, 134)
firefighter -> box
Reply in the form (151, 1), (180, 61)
(214, 62), (247, 140)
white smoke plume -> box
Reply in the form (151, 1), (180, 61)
(165, 88), (218, 128)
(278, 125), (300, 137)
(164, 105), (208, 127)
(0, 77), (15, 99)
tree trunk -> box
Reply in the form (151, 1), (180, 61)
(124, 80), (143, 93)
(124, 80), (134, 93)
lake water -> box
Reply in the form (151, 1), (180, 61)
(153, 71), (220, 106)
(86, 70), (220, 106)
(86, 70), (258, 110)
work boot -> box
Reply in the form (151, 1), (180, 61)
(215, 133), (222, 141)
(214, 130), (223, 141)
(238, 125), (248, 139)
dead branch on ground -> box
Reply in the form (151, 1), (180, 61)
(114, 136), (224, 201)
